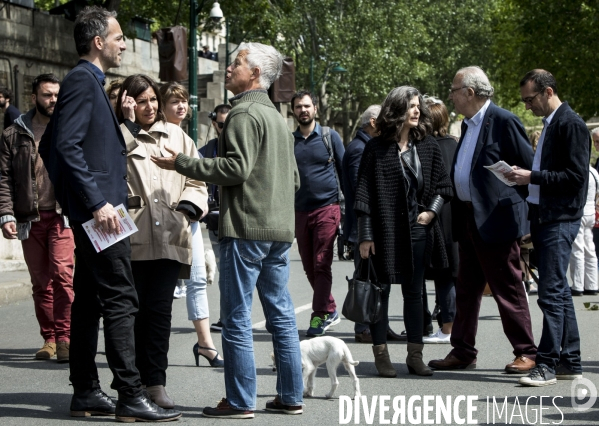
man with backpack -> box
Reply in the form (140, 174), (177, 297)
(292, 91), (345, 337)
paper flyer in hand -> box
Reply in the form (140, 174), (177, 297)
(483, 161), (517, 186)
(82, 203), (138, 253)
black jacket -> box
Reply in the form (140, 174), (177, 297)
(341, 128), (370, 243)
(40, 60), (128, 222)
(354, 135), (453, 284)
(531, 102), (590, 223)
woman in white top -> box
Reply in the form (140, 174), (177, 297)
(569, 167), (599, 295)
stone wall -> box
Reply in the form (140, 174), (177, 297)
(0, 3), (160, 119)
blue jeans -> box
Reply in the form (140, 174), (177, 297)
(219, 237), (303, 410)
(530, 209), (582, 373)
(186, 222), (209, 320)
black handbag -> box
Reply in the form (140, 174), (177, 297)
(342, 257), (383, 324)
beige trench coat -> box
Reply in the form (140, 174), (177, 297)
(122, 120), (208, 277)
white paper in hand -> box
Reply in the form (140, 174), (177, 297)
(82, 203), (138, 252)
(483, 161), (517, 186)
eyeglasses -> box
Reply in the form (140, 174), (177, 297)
(449, 86), (467, 94)
(521, 90), (543, 105)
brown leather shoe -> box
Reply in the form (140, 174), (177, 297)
(505, 356), (535, 373)
(355, 330), (373, 343)
(56, 341), (70, 363)
(428, 353), (476, 370)
(35, 341), (56, 360)
(387, 328), (406, 341)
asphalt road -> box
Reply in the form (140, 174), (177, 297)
(1, 231), (598, 425)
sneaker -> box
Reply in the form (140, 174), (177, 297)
(306, 316), (326, 337)
(518, 365), (557, 387)
(265, 395), (303, 415)
(202, 398), (254, 419)
(423, 328), (451, 344)
(555, 364), (583, 380)
(323, 310), (341, 331)
(173, 285), (186, 299)
(35, 341), (56, 360)
(210, 319), (223, 332)
(527, 280), (538, 295)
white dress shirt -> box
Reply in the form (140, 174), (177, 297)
(527, 108), (557, 204)
(454, 100), (491, 202)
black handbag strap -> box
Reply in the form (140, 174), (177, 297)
(355, 256), (380, 288)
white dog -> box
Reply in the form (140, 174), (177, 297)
(300, 336), (361, 399)
(204, 248), (216, 285)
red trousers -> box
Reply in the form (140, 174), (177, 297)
(295, 204), (340, 317)
(21, 211), (74, 342)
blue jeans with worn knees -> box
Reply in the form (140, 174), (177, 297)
(186, 222), (209, 321)
(530, 213), (582, 373)
(219, 237), (303, 410)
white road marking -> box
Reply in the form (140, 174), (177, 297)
(252, 302), (312, 329)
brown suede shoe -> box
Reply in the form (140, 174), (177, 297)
(505, 356), (535, 373)
(35, 341), (56, 360)
(56, 341), (70, 363)
(428, 353), (476, 370)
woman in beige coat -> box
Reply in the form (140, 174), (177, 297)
(117, 74), (208, 409)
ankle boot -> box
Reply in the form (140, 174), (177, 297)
(372, 344), (397, 377)
(406, 342), (433, 376)
(145, 385), (175, 409)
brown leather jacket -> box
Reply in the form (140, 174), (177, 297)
(0, 108), (61, 224)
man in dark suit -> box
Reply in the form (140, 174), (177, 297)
(39, 6), (180, 422)
(428, 66), (537, 373)
(506, 69), (589, 386)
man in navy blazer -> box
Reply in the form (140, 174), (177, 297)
(39, 6), (180, 422)
(429, 66), (538, 373)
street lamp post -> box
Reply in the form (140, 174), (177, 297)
(309, 56), (347, 95)
(188, 1), (223, 144)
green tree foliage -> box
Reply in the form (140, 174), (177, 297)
(491, 0), (599, 120)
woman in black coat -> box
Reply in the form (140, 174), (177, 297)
(355, 86), (453, 377)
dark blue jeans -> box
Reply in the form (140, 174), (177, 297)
(530, 208), (582, 373)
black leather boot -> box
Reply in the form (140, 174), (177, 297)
(70, 386), (116, 417)
(115, 393), (182, 422)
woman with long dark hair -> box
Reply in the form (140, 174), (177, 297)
(116, 74), (208, 408)
(355, 86), (453, 377)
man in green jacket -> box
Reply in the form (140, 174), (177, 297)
(152, 42), (303, 419)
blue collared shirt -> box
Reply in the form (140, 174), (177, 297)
(79, 59), (106, 86)
(293, 123), (345, 211)
(527, 108), (557, 204)
(454, 100), (491, 201)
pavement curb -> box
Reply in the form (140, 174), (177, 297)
(0, 279), (31, 306)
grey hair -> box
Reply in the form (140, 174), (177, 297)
(457, 66), (494, 98)
(591, 127), (599, 136)
(238, 42), (284, 90)
(360, 105), (381, 128)
(74, 6), (117, 57)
